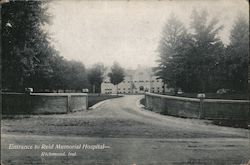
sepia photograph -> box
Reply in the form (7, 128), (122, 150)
(1, 0), (249, 164)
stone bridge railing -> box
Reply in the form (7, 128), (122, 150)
(145, 92), (250, 121)
(2, 92), (88, 114)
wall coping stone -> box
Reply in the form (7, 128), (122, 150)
(30, 93), (88, 96)
(145, 92), (250, 104)
(145, 92), (200, 102)
(2, 92), (88, 97)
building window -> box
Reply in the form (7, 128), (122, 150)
(139, 86), (144, 91)
(152, 80), (154, 82)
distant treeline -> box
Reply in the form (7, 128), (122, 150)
(155, 11), (249, 93)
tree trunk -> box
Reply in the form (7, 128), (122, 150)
(116, 85), (118, 96)
(163, 82), (166, 94)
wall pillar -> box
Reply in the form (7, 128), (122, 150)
(67, 95), (71, 113)
(199, 98), (204, 119)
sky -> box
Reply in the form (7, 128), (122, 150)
(48, 0), (249, 69)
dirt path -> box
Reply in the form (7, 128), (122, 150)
(1, 95), (250, 164)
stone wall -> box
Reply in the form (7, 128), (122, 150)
(203, 99), (249, 120)
(2, 93), (88, 114)
(2, 93), (31, 114)
(70, 95), (88, 112)
(145, 92), (250, 121)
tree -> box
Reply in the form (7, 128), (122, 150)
(156, 10), (225, 93)
(157, 13), (187, 60)
(2, 1), (54, 91)
(155, 14), (189, 92)
(189, 9), (224, 92)
(2, 1), (91, 93)
(46, 56), (90, 92)
(67, 61), (89, 90)
(108, 62), (125, 95)
(49, 54), (68, 91)
(224, 15), (249, 92)
(87, 63), (106, 93)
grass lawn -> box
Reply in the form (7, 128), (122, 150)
(88, 94), (122, 108)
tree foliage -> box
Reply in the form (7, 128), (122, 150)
(222, 15), (249, 92)
(2, 1), (54, 91)
(188, 9), (224, 92)
(2, 1), (93, 92)
(155, 14), (188, 91)
(87, 63), (106, 93)
(156, 9), (249, 93)
(108, 62), (125, 94)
